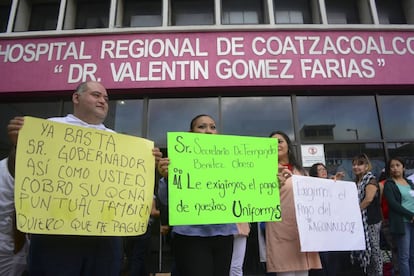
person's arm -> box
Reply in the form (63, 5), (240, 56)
(150, 198), (160, 218)
(7, 147), (16, 178)
(360, 180), (378, 210)
(152, 148), (162, 167)
(7, 117), (24, 146)
(7, 117), (24, 177)
(379, 181), (384, 203)
(277, 165), (292, 187)
(331, 171), (345, 181)
(384, 180), (414, 220)
(157, 158), (169, 179)
(157, 177), (171, 234)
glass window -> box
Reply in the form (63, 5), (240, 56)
(273, 0), (314, 24)
(221, 97), (293, 137)
(321, 143), (385, 181)
(171, 0), (214, 26)
(147, 98), (219, 148)
(29, 2), (59, 31)
(113, 100), (144, 136)
(221, 0), (266, 25)
(379, 95), (414, 140)
(0, 101), (63, 158)
(75, 0), (110, 29)
(122, 0), (162, 27)
(375, 0), (406, 24)
(325, 0), (360, 24)
(387, 142), (414, 175)
(0, 1), (11, 32)
(297, 96), (381, 141)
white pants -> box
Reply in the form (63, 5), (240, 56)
(230, 235), (247, 276)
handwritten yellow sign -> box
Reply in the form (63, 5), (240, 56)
(15, 116), (155, 236)
(167, 132), (280, 225)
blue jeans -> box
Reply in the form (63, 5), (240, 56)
(395, 222), (414, 276)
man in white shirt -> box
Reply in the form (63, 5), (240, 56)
(7, 81), (161, 276)
(0, 148), (28, 276)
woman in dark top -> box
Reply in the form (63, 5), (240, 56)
(383, 157), (414, 276)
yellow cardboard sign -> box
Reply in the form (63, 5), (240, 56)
(167, 132), (281, 225)
(15, 116), (155, 236)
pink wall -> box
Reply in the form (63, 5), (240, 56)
(1, 30), (414, 93)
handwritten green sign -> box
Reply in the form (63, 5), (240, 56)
(15, 116), (155, 236)
(167, 132), (280, 225)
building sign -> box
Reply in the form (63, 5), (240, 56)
(1, 31), (414, 93)
(301, 144), (325, 167)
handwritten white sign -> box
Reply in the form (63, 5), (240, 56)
(292, 175), (366, 251)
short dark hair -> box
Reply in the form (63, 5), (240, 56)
(309, 163), (326, 177)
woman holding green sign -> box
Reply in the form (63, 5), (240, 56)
(157, 114), (238, 276)
(265, 131), (321, 276)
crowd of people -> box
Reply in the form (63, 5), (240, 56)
(1, 81), (414, 276)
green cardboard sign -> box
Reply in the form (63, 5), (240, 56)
(167, 132), (281, 225)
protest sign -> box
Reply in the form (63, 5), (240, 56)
(15, 116), (155, 236)
(167, 132), (280, 225)
(292, 175), (366, 251)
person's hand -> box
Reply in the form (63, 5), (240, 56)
(277, 165), (292, 187)
(157, 158), (170, 179)
(332, 171), (345, 181)
(160, 225), (170, 235)
(152, 148), (162, 166)
(7, 117), (25, 146)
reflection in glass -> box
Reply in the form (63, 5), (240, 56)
(0, 3), (11, 33)
(75, 0), (110, 29)
(322, 143), (385, 181)
(379, 95), (414, 140)
(171, 0), (214, 26)
(113, 100), (143, 136)
(375, 0), (406, 24)
(273, 0), (314, 24)
(28, 3), (59, 31)
(0, 101), (63, 158)
(325, 0), (364, 24)
(148, 98), (219, 147)
(221, 97), (293, 138)
(297, 96), (380, 141)
(221, 0), (265, 25)
(122, 0), (162, 27)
